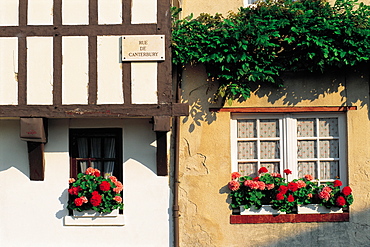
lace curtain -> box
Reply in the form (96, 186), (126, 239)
(77, 137), (115, 178)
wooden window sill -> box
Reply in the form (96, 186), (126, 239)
(230, 212), (349, 224)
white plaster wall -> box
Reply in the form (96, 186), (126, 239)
(98, 0), (122, 24)
(0, 0), (18, 26)
(0, 118), (171, 247)
(62, 36), (89, 104)
(0, 37), (18, 105)
(28, 0), (53, 25)
(27, 37), (53, 105)
(131, 62), (158, 104)
(62, 0), (89, 25)
(97, 36), (124, 104)
(132, 0), (157, 24)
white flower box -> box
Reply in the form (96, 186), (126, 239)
(298, 204), (343, 214)
(240, 205), (285, 215)
(65, 209), (124, 226)
(73, 209), (119, 217)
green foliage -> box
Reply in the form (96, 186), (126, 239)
(228, 170), (354, 214)
(67, 169), (124, 213)
(172, 0), (370, 101)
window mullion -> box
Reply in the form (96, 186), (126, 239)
(316, 117), (321, 185)
(256, 118), (260, 171)
(286, 115), (298, 179)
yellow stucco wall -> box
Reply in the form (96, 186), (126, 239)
(178, 62), (370, 246)
(178, 0), (370, 245)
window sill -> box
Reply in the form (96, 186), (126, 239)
(230, 212), (349, 224)
(64, 210), (125, 226)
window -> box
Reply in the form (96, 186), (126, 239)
(69, 128), (122, 181)
(243, 0), (258, 7)
(231, 113), (347, 185)
(66, 128), (125, 226)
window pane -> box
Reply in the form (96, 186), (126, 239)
(77, 137), (88, 157)
(260, 141), (280, 159)
(91, 161), (103, 171)
(319, 140), (339, 158)
(260, 119), (279, 138)
(297, 118), (316, 137)
(260, 162), (280, 174)
(91, 138), (102, 158)
(320, 161), (339, 179)
(298, 161), (317, 179)
(238, 162), (257, 177)
(297, 140), (317, 158)
(319, 118), (338, 137)
(78, 160), (88, 173)
(238, 141), (257, 159)
(238, 119), (256, 138)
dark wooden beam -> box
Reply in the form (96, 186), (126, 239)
(0, 103), (189, 118)
(156, 131), (168, 176)
(27, 142), (45, 181)
(153, 116), (171, 132)
(0, 25), (159, 37)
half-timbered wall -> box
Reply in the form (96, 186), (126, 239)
(0, 0), (186, 118)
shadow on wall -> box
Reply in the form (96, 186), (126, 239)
(0, 120), (29, 177)
(181, 64), (370, 132)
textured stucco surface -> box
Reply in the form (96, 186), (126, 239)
(178, 63), (370, 246)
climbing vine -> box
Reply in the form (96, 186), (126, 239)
(171, 0), (370, 102)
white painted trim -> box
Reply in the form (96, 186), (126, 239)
(231, 113), (347, 184)
(64, 214), (125, 226)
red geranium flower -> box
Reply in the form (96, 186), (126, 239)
(253, 176), (260, 181)
(336, 196), (346, 206)
(90, 191), (102, 206)
(99, 181), (111, 191)
(228, 180), (240, 191)
(284, 169), (292, 175)
(74, 197), (84, 206)
(258, 167), (268, 174)
(276, 193), (285, 201)
(278, 185), (288, 194)
(288, 182), (298, 192)
(333, 180), (343, 187)
(287, 194), (295, 202)
(68, 186), (81, 195)
(231, 172), (241, 180)
(342, 186), (352, 196)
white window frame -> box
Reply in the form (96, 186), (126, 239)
(231, 113), (347, 185)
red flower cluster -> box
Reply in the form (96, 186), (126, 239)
(68, 186), (81, 195)
(99, 181), (111, 191)
(276, 193), (285, 201)
(334, 180), (343, 187)
(258, 167), (268, 174)
(284, 169), (292, 175)
(85, 167), (101, 177)
(336, 196), (346, 206)
(90, 191), (102, 206)
(287, 194), (295, 202)
(342, 186), (352, 196)
(278, 185), (288, 194)
(288, 182), (298, 192)
(231, 172), (241, 180)
(228, 180), (240, 191)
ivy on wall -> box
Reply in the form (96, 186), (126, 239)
(171, 0), (370, 103)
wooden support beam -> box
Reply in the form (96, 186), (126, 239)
(27, 142), (45, 181)
(156, 131), (168, 176)
(153, 116), (171, 132)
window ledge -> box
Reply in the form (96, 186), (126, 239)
(230, 212), (349, 224)
(64, 210), (125, 226)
